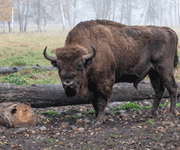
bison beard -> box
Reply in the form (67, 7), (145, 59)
(64, 88), (77, 98)
(43, 19), (179, 126)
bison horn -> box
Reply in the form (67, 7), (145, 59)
(43, 46), (57, 62)
(83, 45), (96, 60)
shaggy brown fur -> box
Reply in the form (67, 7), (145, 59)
(44, 20), (179, 125)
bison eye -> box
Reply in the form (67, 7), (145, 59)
(77, 61), (84, 71)
(57, 63), (62, 70)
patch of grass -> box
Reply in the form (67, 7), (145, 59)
(141, 104), (152, 109)
(45, 138), (54, 143)
(0, 68), (60, 85)
(111, 103), (141, 113)
(83, 146), (88, 149)
(146, 119), (155, 125)
(0, 30), (68, 67)
(10, 60), (27, 67)
(119, 103), (140, 110)
(43, 117), (52, 123)
(70, 107), (81, 112)
(159, 102), (169, 108)
(109, 134), (118, 139)
(71, 114), (80, 119)
(110, 101), (180, 114)
(152, 146), (159, 150)
(176, 103), (180, 108)
(42, 110), (61, 117)
(1, 73), (29, 85)
(0, 143), (4, 148)
(85, 110), (95, 114)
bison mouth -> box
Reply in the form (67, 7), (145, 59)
(64, 88), (77, 98)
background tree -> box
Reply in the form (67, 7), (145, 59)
(0, 0), (13, 32)
(91, 0), (111, 19)
(14, 0), (31, 32)
(1, 0), (180, 32)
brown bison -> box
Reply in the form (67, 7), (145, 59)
(44, 20), (179, 125)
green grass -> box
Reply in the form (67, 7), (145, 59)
(71, 114), (81, 119)
(45, 138), (54, 143)
(42, 110), (61, 117)
(85, 110), (95, 114)
(0, 30), (68, 85)
(110, 102), (144, 113)
(110, 101), (180, 114)
(146, 119), (156, 125)
(0, 68), (60, 85)
(177, 103), (180, 108)
(0, 30), (68, 67)
(43, 117), (52, 123)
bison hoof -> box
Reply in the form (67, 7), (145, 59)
(146, 110), (158, 118)
(93, 116), (107, 126)
(169, 110), (179, 117)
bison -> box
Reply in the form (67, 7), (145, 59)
(43, 20), (179, 125)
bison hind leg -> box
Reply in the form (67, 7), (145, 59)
(148, 70), (165, 116)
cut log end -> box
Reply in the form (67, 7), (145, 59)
(0, 102), (36, 128)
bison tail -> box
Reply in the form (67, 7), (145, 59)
(174, 50), (179, 69)
(174, 34), (179, 69)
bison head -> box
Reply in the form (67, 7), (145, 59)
(43, 45), (96, 98)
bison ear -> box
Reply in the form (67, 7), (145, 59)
(84, 59), (93, 67)
(51, 61), (58, 67)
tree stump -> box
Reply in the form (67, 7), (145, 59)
(0, 102), (36, 128)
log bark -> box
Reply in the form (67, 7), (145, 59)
(0, 102), (36, 128)
(1, 82), (180, 108)
(0, 65), (56, 74)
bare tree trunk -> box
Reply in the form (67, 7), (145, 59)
(11, 2), (14, 32)
(140, 0), (149, 25)
(160, 0), (163, 25)
(24, 0), (30, 32)
(3, 21), (5, 33)
(65, 0), (72, 28)
(1, 82), (180, 108)
(43, 0), (47, 31)
(128, 0), (132, 25)
(8, 21), (11, 32)
(120, 0), (124, 23)
(112, 0), (115, 21)
(17, 0), (23, 32)
(21, 3), (26, 31)
(37, 0), (42, 32)
(178, 0), (180, 26)
(0, 66), (56, 74)
(175, 0), (177, 26)
(60, 0), (65, 31)
(164, 18), (168, 26)
(72, 0), (77, 27)
(0, 102), (36, 128)
(169, 0), (172, 26)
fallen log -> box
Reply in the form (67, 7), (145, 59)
(1, 82), (180, 108)
(0, 102), (36, 128)
(0, 65), (56, 74)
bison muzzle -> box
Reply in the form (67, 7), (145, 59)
(43, 20), (179, 125)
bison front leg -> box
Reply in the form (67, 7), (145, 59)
(92, 93), (108, 126)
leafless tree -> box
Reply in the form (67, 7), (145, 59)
(91, 0), (111, 19)
(14, 0), (30, 32)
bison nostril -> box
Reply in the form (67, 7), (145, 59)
(63, 84), (67, 89)
(63, 81), (75, 89)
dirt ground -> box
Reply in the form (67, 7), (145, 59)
(0, 99), (180, 150)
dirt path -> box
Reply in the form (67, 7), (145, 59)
(0, 100), (180, 150)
